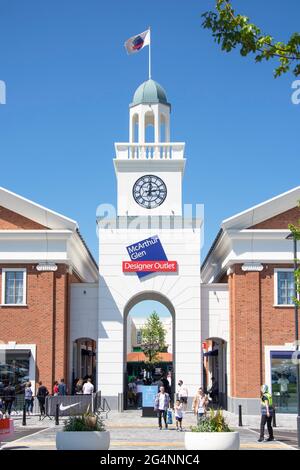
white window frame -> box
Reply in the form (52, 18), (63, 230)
(0, 343), (36, 391)
(274, 268), (295, 307)
(1, 268), (27, 306)
(265, 344), (295, 394)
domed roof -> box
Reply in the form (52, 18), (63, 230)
(130, 79), (170, 107)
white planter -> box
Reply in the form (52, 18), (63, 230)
(185, 431), (240, 450)
(56, 431), (110, 450)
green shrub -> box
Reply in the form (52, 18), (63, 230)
(191, 409), (232, 433)
(63, 414), (106, 432)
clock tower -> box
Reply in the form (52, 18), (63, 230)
(98, 78), (202, 409)
(114, 79), (185, 216)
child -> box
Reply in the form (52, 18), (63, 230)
(174, 399), (183, 431)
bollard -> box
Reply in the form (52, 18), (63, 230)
(55, 403), (59, 425)
(22, 404), (26, 426)
(238, 404), (243, 427)
(118, 393), (123, 412)
(272, 408), (277, 428)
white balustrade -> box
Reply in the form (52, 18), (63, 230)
(114, 143), (185, 160)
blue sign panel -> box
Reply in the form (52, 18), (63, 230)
(142, 385), (158, 407)
(126, 235), (168, 279)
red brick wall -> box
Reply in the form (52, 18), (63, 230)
(0, 264), (71, 394)
(0, 206), (47, 230)
(229, 264), (297, 399)
(251, 206), (300, 229)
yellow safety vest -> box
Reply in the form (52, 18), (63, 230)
(261, 392), (273, 408)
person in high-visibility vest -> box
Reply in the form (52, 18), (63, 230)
(258, 384), (274, 442)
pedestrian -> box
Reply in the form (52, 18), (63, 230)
(128, 378), (137, 406)
(3, 381), (15, 416)
(25, 382), (33, 415)
(154, 386), (170, 430)
(174, 399), (184, 431)
(36, 381), (49, 417)
(75, 378), (84, 394)
(53, 381), (59, 396)
(192, 388), (208, 424)
(160, 373), (171, 393)
(258, 384), (274, 442)
(136, 376), (144, 409)
(208, 377), (219, 404)
(177, 380), (188, 408)
(82, 377), (94, 395)
(58, 378), (67, 396)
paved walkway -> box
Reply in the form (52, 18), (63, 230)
(0, 411), (296, 451)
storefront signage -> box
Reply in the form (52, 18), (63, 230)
(123, 260), (177, 272)
(125, 235), (177, 278)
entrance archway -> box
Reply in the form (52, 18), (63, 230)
(202, 337), (227, 409)
(72, 338), (96, 388)
(123, 291), (175, 409)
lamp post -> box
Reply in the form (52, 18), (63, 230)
(286, 232), (300, 447)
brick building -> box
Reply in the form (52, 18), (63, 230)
(1, 177), (299, 420)
(201, 185), (300, 417)
(0, 186), (98, 395)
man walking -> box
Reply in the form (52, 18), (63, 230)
(258, 384), (274, 442)
(154, 386), (170, 430)
(3, 381), (15, 416)
(37, 381), (49, 417)
(177, 380), (188, 407)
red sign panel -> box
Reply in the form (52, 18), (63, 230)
(123, 260), (178, 273)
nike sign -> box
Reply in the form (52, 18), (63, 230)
(59, 402), (80, 411)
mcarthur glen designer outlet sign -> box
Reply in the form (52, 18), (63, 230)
(124, 235), (178, 279)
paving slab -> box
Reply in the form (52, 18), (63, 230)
(0, 411), (296, 451)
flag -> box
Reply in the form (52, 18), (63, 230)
(124, 29), (150, 55)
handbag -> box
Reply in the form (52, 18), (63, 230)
(167, 408), (173, 425)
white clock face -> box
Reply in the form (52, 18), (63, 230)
(132, 175), (167, 209)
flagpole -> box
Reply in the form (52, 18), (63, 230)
(148, 27), (151, 79)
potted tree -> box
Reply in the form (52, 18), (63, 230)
(56, 413), (110, 450)
(184, 409), (240, 450)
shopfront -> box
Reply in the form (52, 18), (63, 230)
(0, 344), (36, 395)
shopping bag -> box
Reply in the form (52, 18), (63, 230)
(167, 409), (173, 425)
(0, 418), (14, 437)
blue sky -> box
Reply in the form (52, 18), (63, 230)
(129, 300), (170, 319)
(0, 0), (299, 266)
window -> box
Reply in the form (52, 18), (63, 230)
(2, 269), (27, 305)
(271, 351), (297, 413)
(275, 269), (294, 306)
(136, 329), (142, 345)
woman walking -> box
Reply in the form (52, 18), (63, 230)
(192, 388), (208, 424)
(53, 381), (59, 396)
(25, 382), (33, 415)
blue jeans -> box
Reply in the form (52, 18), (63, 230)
(25, 399), (33, 413)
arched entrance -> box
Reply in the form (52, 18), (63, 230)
(123, 291), (175, 409)
(202, 337), (227, 409)
(72, 338), (96, 388)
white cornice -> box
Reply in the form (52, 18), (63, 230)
(0, 186), (78, 230)
(113, 158), (186, 174)
(0, 230), (98, 282)
(201, 228), (297, 283)
(222, 185), (300, 230)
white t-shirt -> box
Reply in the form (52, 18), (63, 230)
(198, 396), (206, 414)
(178, 384), (188, 398)
(83, 382), (94, 394)
(159, 393), (166, 410)
(175, 403), (183, 418)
